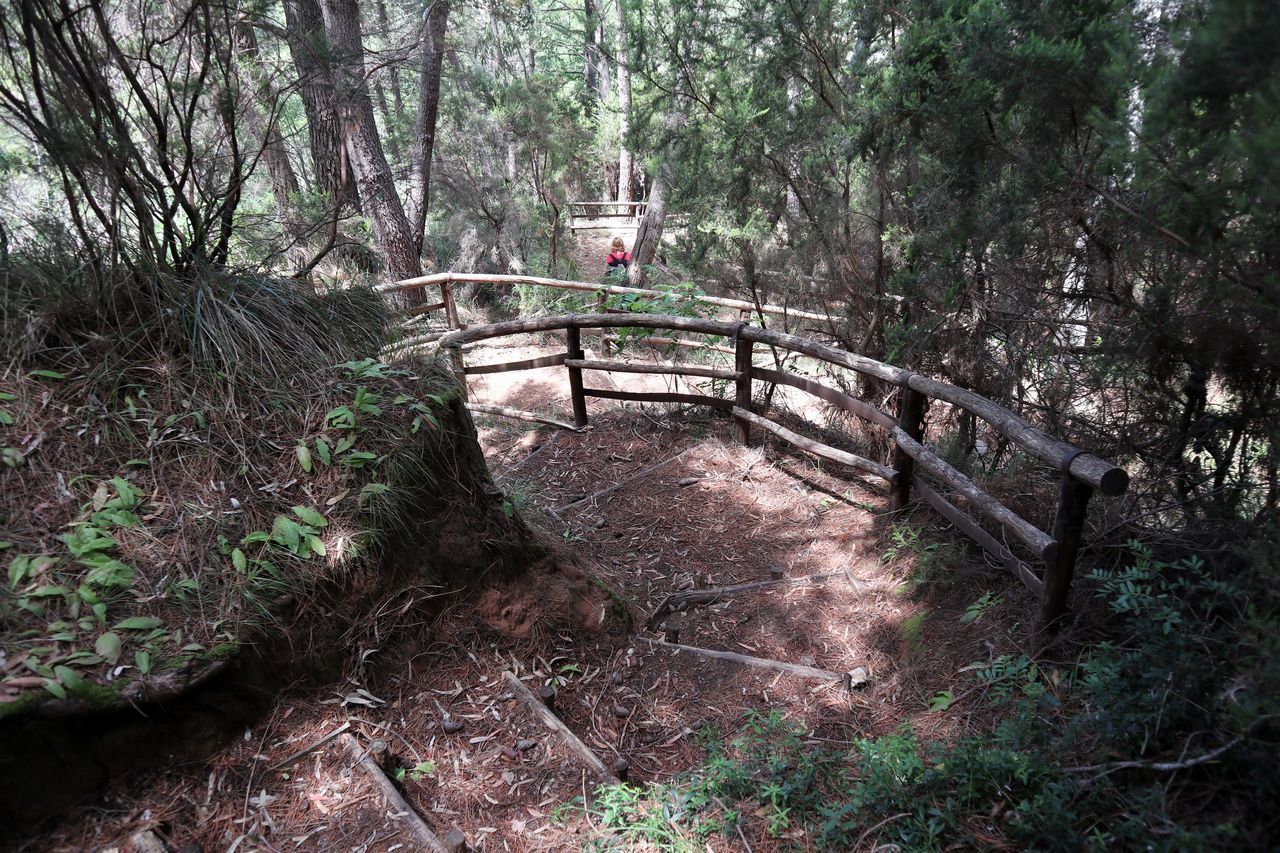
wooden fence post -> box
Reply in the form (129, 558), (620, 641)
(566, 324), (588, 427)
(889, 387), (925, 510)
(442, 279), (460, 330)
(446, 344), (468, 402)
(733, 329), (753, 444)
(596, 290), (611, 356)
(1039, 473), (1092, 631)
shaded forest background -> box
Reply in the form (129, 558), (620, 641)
(2, 0), (1275, 541)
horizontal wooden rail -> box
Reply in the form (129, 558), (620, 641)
(427, 311), (1128, 630)
(571, 201), (648, 208)
(905, 374), (1128, 496)
(464, 353), (567, 375)
(438, 313), (741, 346)
(753, 367), (897, 430)
(381, 273), (831, 323)
(437, 313), (1127, 496)
(566, 358), (739, 381)
(892, 426), (1057, 563)
(913, 478), (1043, 596)
(584, 388), (734, 411)
(741, 326), (913, 388)
(404, 300), (447, 317)
(733, 407), (896, 481)
(592, 332), (737, 356)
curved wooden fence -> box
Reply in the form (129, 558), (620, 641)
(377, 272), (832, 353)
(432, 312), (1128, 631)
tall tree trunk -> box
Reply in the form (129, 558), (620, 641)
(627, 156), (671, 287)
(406, 0), (450, 256)
(583, 0), (598, 98)
(613, 0), (632, 204)
(784, 78), (801, 224)
(374, 0), (404, 119)
(234, 20), (308, 269)
(282, 0), (359, 212)
(321, 0), (421, 280)
(628, 80), (689, 286)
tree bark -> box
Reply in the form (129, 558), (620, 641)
(374, 0), (404, 119)
(613, 0), (633, 204)
(282, 0), (359, 212)
(233, 20), (308, 269)
(407, 0), (450, 256)
(321, 0), (421, 280)
(583, 0), (608, 104)
(583, 0), (598, 97)
(627, 159), (669, 287)
(627, 87), (687, 286)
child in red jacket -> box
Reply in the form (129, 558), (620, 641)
(606, 237), (631, 270)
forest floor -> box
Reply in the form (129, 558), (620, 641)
(27, 331), (1041, 852)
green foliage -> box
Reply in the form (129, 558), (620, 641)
(883, 522), (960, 595)
(569, 544), (1278, 848)
(959, 591), (1001, 624)
(573, 711), (847, 849)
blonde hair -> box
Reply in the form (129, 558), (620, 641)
(610, 237), (625, 252)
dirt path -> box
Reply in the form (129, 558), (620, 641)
(566, 226), (637, 282)
(30, 341), (1036, 852)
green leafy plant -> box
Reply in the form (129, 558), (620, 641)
(959, 591), (1001, 624)
(394, 760), (437, 783)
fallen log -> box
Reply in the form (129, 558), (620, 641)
(465, 403), (583, 432)
(637, 637), (848, 684)
(646, 571), (845, 629)
(341, 733), (448, 852)
(501, 671), (619, 784)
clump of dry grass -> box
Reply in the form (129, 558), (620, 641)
(0, 247), (462, 714)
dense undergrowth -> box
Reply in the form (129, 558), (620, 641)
(0, 250), (464, 714)
(569, 539), (1280, 850)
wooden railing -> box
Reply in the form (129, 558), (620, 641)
(433, 312), (1129, 631)
(379, 272), (832, 353)
(568, 200), (648, 225)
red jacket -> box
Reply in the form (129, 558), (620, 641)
(606, 250), (631, 268)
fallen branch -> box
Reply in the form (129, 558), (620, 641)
(637, 637), (847, 684)
(501, 671), (619, 783)
(1066, 735), (1245, 778)
(646, 571), (845, 629)
(270, 721), (351, 772)
(341, 733), (448, 852)
(841, 562), (874, 594)
(465, 403), (583, 432)
(555, 446), (698, 513)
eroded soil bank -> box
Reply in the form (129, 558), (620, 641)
(0, 393), (568, 834)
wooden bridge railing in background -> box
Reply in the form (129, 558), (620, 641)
(568, 200), (648, 228)
(431, 312), (1129, 632)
